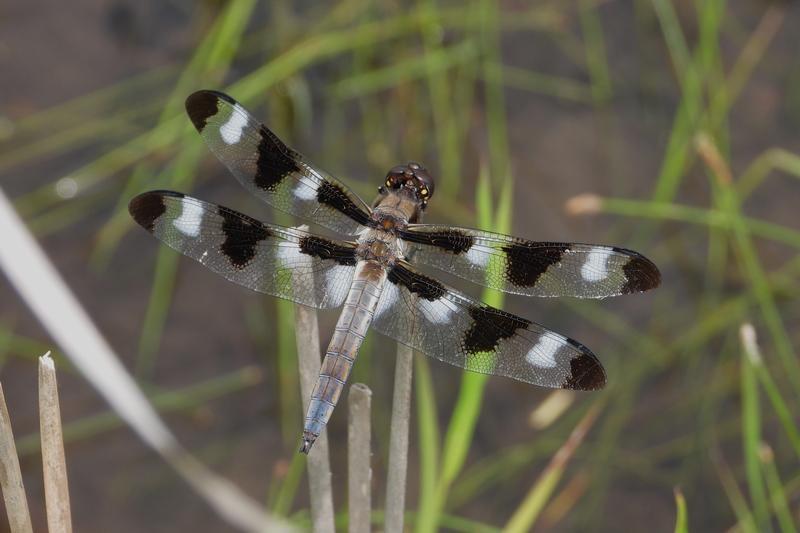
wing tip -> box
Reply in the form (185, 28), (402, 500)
(128, 190), (184, 233)
(621, 252), (661, 294)
(562, 350), (607, 391)
(185, 89), (237, 131)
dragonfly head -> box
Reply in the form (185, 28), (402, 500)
(383, 162), (435, 208)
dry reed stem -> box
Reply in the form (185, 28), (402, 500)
(384, 343), (414, 533)
(292, 223), (335, 533)
(347, 383), (372, 533)
(0, 383), (33, 533)
(38, 353), (72, 533)
(293, 303), (335, 533)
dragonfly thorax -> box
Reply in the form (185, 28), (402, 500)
(356, 229), (403, 266)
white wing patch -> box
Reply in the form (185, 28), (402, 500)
(219, 105), (249, 145)
(525, 332), (566, 368)
(419, 297), (455, 325)
(580, 248), (611, 282)
(173, 197), (204, 237)
(275, 242), (305, 268)
(294, 176), (319, 201)
(464, 245), (492, 268)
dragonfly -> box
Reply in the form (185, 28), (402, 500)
(129, 90), (661, 454)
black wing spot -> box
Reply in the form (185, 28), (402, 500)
(185, 90), (229, 132)
(620, 251), (661, 293)
(401, 229), (475, 254)
(562, 350), (606, 390)
(218, 207), (271, 269)
(316, 180), (372, 227)
(502, 242), (569, 287)
(129, 191), (182, 233)
(299, 236), (358, 266)
(464, 306), (530, 354)
(254, 126), (301, 192)
(388, 263), (446, 301)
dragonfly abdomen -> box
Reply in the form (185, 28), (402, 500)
(300, 260), (387, 453)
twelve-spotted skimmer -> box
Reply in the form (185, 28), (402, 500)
(129, 90), (660, 454)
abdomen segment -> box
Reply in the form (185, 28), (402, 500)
(300, 261), (387, 453)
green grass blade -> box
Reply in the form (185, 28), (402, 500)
(567, 194), (800, 252)
(271, 453), (306, 517)
(741, 325), (770, 531)
(758, 444), (798, 533)
(696, 135), (800, 393)
(333, 40), (476, 100)
(493, 64), (593, 103)
(578, 0), (612, 105)
(740, 325), (800, 461)
(736, 148), (800, 201)
(276, 298), (300, 444)
(713, 450), (759, 533)
(419, 0), (469, 199)
(673, 488), (689, 533)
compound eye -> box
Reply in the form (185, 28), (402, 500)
(420, 187), (428, 198)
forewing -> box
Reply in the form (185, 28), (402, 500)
(372, 261), (605, 390)
(399, 225), (660, 298)
(129, 191), (357, 309)
(185, 90), (372, 235)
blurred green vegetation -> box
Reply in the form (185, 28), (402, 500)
(2, 0), (800, 531)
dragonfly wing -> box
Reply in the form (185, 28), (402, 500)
(129, 190), (357, 308)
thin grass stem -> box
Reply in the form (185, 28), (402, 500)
(414, 356), (439, 532)
(758, 443), (797, 533)
(713, 449), (759, 533)
(673, 488), (688, 533)
(739, 325), (800, 460)
(740, 328), (770, 530)
(696, 135), (800, 393)
(566, 194), (800, 251)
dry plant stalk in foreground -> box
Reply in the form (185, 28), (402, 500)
(0, 353), (74, 533)
(39, 353), (73, 533)
(347, 383), (372, 533)
(385, 343), (414, 533)
(291, 236), (336, 533)
(0, 382), (34, 533)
